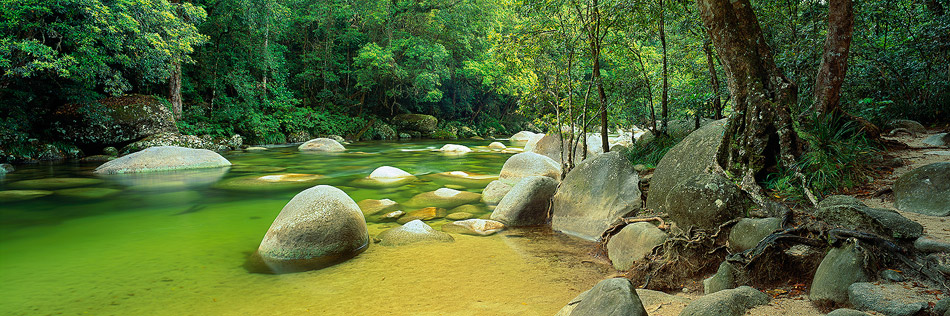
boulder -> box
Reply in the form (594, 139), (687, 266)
(552, 151), (641, 241)
(445, 212), (474, 220)
(1, 163), (14, 174)
(9, 177), (104, 190)
(426, 171), (497, 188)
(679, 286), (769, 316)
(257, 185), (369, 273)
(442, 219), (506, 236)
(105, 167), (228, 191)
(606, 222), (668, 271)
(923, 133), (949, 147)
(848, 282), (927, 316)
(527, 133), (587, 164)
(377, 220), (454, 246)
(372, 122), (397, 140)
(488, 142), (507, 150)
(0, 190), (54, 202)
(490, 176), (558, 226)
(379, 210), (405, 222)
(121, 132), (238, 154)
(646, 119), (727, 211)
(703, 262), (737, 295)
(286, 130), (311, 143)
(298, 138), (346, 152)
(400, 207), (447, 223)
(560, 278), (648, 316)
(94, 146), (231, 174)
(523, 133), (546, 151)
(816, 195), (923, 239)
(888, 119), (927, 134)
(351, 166), (416, 188)
(893, 162), (950, 216)
(357, 199), (400, 216)
(439, 144), (472, 153)
(404, 188), (481, 209)
(809, 240), (870, 305)
(51, 94), (178, 149)
(914, 236), (950, 253)
(728, 218), (783, 252)
(510, 131), (538, 142)
(666, 174), (747, 230)
(481, 180), (514, 205)
(214, 174), (325, 192)
(826, 309), (870, 316)
(392, 114), (438, 135)
(499, 152), (561, 181)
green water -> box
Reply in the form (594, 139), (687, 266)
(0, 140), (605, 316)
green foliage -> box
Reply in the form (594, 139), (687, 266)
(765, 115), (880, 203)
(624, 134), (682, 169)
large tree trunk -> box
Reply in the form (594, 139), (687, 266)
(812, 0), (854, 117)
(695, 0), (799, 184)
(169, 61), (182, 120)
(703, 38), (723, 120)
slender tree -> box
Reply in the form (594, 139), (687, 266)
(812, 0), (855, 117)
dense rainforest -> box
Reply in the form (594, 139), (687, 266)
(2, 0), (948, 159)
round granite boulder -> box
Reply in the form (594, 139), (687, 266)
(893, 162), (950, 216)
(666, 174), (748, 230)
(499, 152), (561, 181)
(256, 185), (369, 273)
(351, 166), (417, 188)
(298, 138), (346, 152)
(94, 146), (231, 174)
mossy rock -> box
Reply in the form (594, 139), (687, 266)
(214, 174), (325, 192)
(431, 129), (458, 140)
(425, 171), (498, 188)
(9, 177), (104, 190)
(392, 114), (438, 134)
(51, 94), (178, 148)
(55, 187), (122, 199)
(0, 190), (54, 202)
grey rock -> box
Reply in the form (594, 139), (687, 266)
(377, 220), (454, 246)
(51, 94), (178, 148)
(646, 119), (727, 212)
(552, 151), (642, 241)
(826, 309), (870, 316)
(666, 173), (748, 230)
(848, 282), (927, 316)
(809, 240), (870, 305)
(880, 269), (906, 282)
(392, 114), (438, 135)
(490, 176), (558, 226)
(526, 133), (590, 164)
(703, 262), (737, 295)
(94, 146), (231, 174)
(606, 222), (668, 270)
(298, 138), (346, 152)
(481, 180), (514, 205)
(510, 131), (538, 142)
(379, 210), (405, 222)
(816, 195), (923, 239)
(0, 163), (12, 174)
(679, 286), (769, 316)
(888, 119), (927, 134)
(728, 218), (782, 252)
(915, 236), (950, 253)
(441, 219), (505, 236)
(499, 152), (561, 181)
(935, 297), (950, 315)
(404, 188), (481, 209)
(894, 162), (950, 216)
(257, 185), (369, 273)
(923, 133), (949, 147)
(568, 278), (647, 316)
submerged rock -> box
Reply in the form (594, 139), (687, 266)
(426, 171), (497, 188)
(490, 176), (557, 227)
(356, 199), (400, 216)
(552, 151), (641, 241)
(442, 219), (505, 236)
(214, 173), (325, 192)
(679, 286), (769, 316)
(351, 166), (417, 188)
(55, 187), (121, 199)
(499, 152), (561, 181)
(398, 207), (447, 223)
(401, 188), (482, 209)
(606, 222), (668, 271)
(666, 174), (748, 230)
(106, 167), (228, 191)
(298, 138), (346, 152)
(810, 240), (870, 305)
(445, 212), (474, 220)
(557, 278), (647, 316)
(379, 210), (405, 222)
(893, 162), (950, 216)
(377, 220), (454, 246)
(0, 190), (54, 202)
(256, 185), (369, 273)
(10, 177), (104, 190)
(94, 146), (231, 174)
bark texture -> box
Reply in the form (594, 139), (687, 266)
(813, 0), (854, 117)
(169, 61), (182, 120)
(695, 0), (799, 182)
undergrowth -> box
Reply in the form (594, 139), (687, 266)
(625, 133), (684, 168)
(765, 114), (880, 203)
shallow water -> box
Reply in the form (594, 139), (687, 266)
(0, 139), (606, 315)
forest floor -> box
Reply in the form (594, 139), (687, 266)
(646, 129), (950, 316)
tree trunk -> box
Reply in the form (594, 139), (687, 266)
(695, 0), (800, 183)
(169, 61), (182, 120)
(660, 0), (670, 134)
(703, 38), (723, 120)
(812, 0), (854, 117)
(590, 0), (610, 153)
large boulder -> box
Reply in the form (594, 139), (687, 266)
(809, 240), (871, 305)
(728, 217), (783, 252)
(377, 220), (454, 246)
(51, 94), (178, 149)
(439, 144), (472, 153)
(552, 151), (641, 241)
(298, 138), (346, 152)
(94, 146), (231, 174)
(848, 282), (927, 316)
(646, 119), (727, 211)
(256, 185), (369, 273)
(558, 278), (648, 316)
(816, 195), (923, 239)
(510, 131), (538, 142)
(392, 114), (438, 135)
(499, 152), (561, 181)
(121, 132), (240, 154)
(666, 174), (747, 230)
(527, 133), (586, 164)
(404, 188), (482, 209)
(887, 119), (927, 134)
(490, 176), (558, 226)
(606, 222), (668, 270)
(703, 262), (738, 295)
(679, 286), (769, 316)
(923, 133), (950, 147)
(893, 162), (950, 216)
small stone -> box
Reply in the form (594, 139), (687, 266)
(357, 199), (400, 216)
(441, 219), (505, 236)
(446, 212), (474, 220)
(488, 142), (506, 150)
(810, 240), (870, 305)
(679, 286), (769, 316)
(377, 220), (454, 246)
(379, 211), (405, 222)
(880, 269), (905, 282)
(915, 237), (950, 253)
